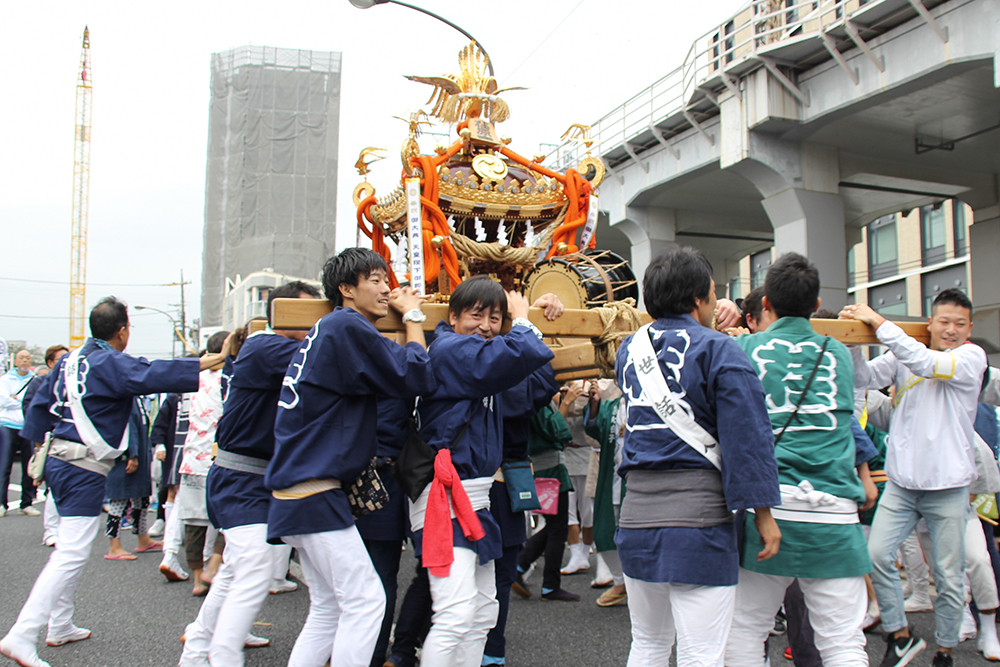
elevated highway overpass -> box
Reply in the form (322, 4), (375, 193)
(549, 0), (1000, 347)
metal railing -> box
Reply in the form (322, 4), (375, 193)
(547, 0), (893, 171)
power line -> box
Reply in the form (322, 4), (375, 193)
(0, 276), (183, 287)
(0, 312), (165, 321)
(499, 0), (587, 85)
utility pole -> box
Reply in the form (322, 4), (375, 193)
(179, 269), (188, 349)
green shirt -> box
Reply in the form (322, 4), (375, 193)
(737, 317), (871, 578)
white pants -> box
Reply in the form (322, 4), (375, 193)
(624, 576), (735, 667)
(567, 474), (594, 529)
(163, 501), (185, 558)
(8, 515), (100, 643)
(180, 524), (273, 667)
(726, 568), (867, 667)
(421, 547), (499, 667)
(284, 526), (385, 667)
(43, 493), (60, 544)
(271, 542), (292, 582)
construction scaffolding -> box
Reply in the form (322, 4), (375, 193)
(201, 45), (342, 326)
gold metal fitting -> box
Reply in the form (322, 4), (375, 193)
(431, 235), (445, 249)
(459, 128), (472, 140)
(556, 242), (569, 254)
(500, 135), (512, 145)
(533, 153), (546, 163)
(434, 144), (448, 155)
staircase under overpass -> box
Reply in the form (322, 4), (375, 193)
(548, 0), (1000, 346)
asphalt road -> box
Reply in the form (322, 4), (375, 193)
(0, 478), (989, 666)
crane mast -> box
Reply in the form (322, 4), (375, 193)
(69, 26), (91, 349)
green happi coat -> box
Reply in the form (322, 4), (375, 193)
(737, 317), (872, 579)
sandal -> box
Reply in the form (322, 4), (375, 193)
(104, 553), (137, 561)
(134, 541), (163, 553)
(596, 590), (628, 607)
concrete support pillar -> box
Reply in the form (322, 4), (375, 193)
(969, 208), (1000, 357)
(761, 188), (849, 310)
(612, 207), (676, 308)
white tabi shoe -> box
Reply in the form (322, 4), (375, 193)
(269, 578), (298, 594)
(977, 611), (1000, 660)
(244, 634), (270, 648)
(159, 554), (190, 582)
(0, 635), (51, 667)
(560, 543), (590, 575)
(45, 626), (92, 647)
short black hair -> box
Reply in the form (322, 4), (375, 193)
(449, 276), (507, 321)
(741, 287), (766, 325)
(322, 248), (389, 307)
(642, 246), (714, 319)
(764, 253), (820, 319)
(206, 330), (230, 354)
(89, 296), (129, 341)
(267, 280), (322, 327)
(932, 288), (973, 317)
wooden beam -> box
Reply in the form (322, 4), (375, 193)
(551, 343), (596, 372)
(555, 368), (601, 382)
(269, 298), (649, 338)
(810, 319), (929, 346)
(267, 299), (930, 349)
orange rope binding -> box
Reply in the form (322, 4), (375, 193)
(356, 195), (400, 289)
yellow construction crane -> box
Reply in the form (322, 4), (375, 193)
(69, 26), (92, 348)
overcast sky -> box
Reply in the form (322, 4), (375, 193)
(0, 0), (746, 360)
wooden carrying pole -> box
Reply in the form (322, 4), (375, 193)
(259, 298), (931, 379)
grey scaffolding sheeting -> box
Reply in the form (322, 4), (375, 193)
(201, 45), (342, 326)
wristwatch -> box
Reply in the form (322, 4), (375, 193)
(402, 308), (427, 323)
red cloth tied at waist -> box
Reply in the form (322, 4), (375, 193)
(423, 448), (486, 578)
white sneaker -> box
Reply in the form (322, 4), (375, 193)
(148, 518), (165, 538)
(244, 634), (270, 648)
(904, 592), (934, 613)
(46, 626), (92, 647)
(42, 535), (56, 547)
(159, 554), (190, 582)
(0, 635), (51, 667)
(17, 506), (41, 517)
(269, 579), (298, 594)
(961, 605), (978, 641)
(0, 507), (7, 518)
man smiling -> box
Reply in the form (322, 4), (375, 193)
(265, 248), (436, 667)
(843, 289), (987, 667)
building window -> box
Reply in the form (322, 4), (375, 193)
(750, 250), (771, 290)
(953, 200), (967, 257)
(920, 204), (947, 265)
(921, 264), (969, 316)
(869, 280), (907, 317)
(867, 216), (897, 281)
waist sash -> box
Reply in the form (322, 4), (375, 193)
(214, 449), (269, 475)
(410, 476), (493, 533)
(531, 448), (565, 471)
(619, 468), (732, 528)
(48, 438), (115, 477)
(749, 480), (859, 524)
(272, 478), (342, 500)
